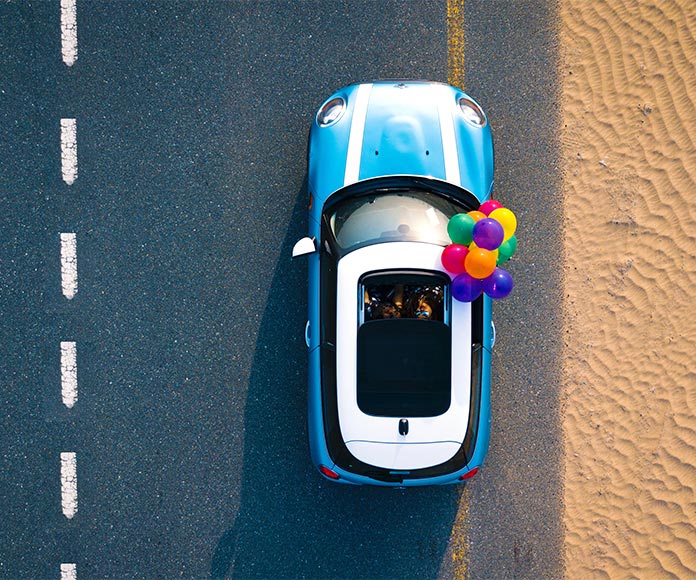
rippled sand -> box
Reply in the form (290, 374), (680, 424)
(561, 1), (696, 577)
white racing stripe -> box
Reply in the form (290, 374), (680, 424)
(60, 233), (78, 299)
(60, 452), (77, 519)
(61, 119), (77, 185)
(60, 563), (77, 580)
(60, 0), (77, 66)
(60, 342), (77, 409)
(437, 89), (461, 186)
(343, 83), (373, 186)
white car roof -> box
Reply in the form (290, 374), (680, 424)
(335, 241), (472, 470)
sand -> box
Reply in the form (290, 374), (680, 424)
(561, 0), (696, 578)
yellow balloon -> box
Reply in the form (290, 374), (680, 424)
(489, 208), (517, 241)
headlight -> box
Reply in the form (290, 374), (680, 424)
(317, 97), (346, 127)
(458, 97), (487, 127)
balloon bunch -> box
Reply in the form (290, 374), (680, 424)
(441, 200), (517, 302)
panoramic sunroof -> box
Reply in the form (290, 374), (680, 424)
(356, 318), (451, 417)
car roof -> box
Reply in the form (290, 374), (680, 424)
(335, 241), (473, 470)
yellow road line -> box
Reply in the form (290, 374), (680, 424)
(445, 2), (469, 579)
(446, 488), (470, 580)
(447, 0), (466, 89)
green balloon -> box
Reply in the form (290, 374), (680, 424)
(497, 235), (517, 264)
(447, 213), (476, 245)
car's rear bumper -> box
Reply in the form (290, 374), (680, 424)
(311, 454), (484, 487)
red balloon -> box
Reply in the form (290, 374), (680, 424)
(441, 244), (469, 274)
(479, 199), (504, 216)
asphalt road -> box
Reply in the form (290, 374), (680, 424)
(1, 1), (562, 579)
(465, 2), (564, 578)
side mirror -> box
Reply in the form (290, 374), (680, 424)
(292, 237), (317, 258)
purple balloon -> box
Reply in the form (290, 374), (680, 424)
(483, 267), (514, 299)
(452, 272), (484, 302)
(472, 218), (504, 250)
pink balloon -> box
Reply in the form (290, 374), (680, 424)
(441, 244), (469, 274)
(479, 199), (504, 216)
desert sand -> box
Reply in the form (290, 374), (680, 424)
(561, 1), (696, 578)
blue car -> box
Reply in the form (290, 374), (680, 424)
(293, 81), (495, 486)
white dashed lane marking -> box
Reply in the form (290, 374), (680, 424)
(60, 119), (77, 185)
(60, 563), (77, 580)
(59, 4), (80, 578)
(60, 233), (78, 299)
(60, 342), (78, 409)
(60, 452), (78, 519)
(60, 0), (77, 67)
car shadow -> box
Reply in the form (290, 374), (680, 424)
(210, 182), (462, 579)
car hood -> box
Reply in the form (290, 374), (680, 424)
(358, 83), (449, 182)
(308, 81), (494, 211)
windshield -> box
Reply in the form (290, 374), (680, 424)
(328, 190), (467, 252)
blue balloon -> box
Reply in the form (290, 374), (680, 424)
(483, 267), (514, 299)
(452, 273), (484, 302)
(473, 218), (504, 250)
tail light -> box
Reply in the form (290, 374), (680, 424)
(459, 467), (479, 481)
(319, 465), (340, 480)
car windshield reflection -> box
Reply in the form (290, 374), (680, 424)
(328, 190), (466, 252)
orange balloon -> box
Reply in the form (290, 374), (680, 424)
(467, 210), (487, 222)
(465, 248), (497, 279)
